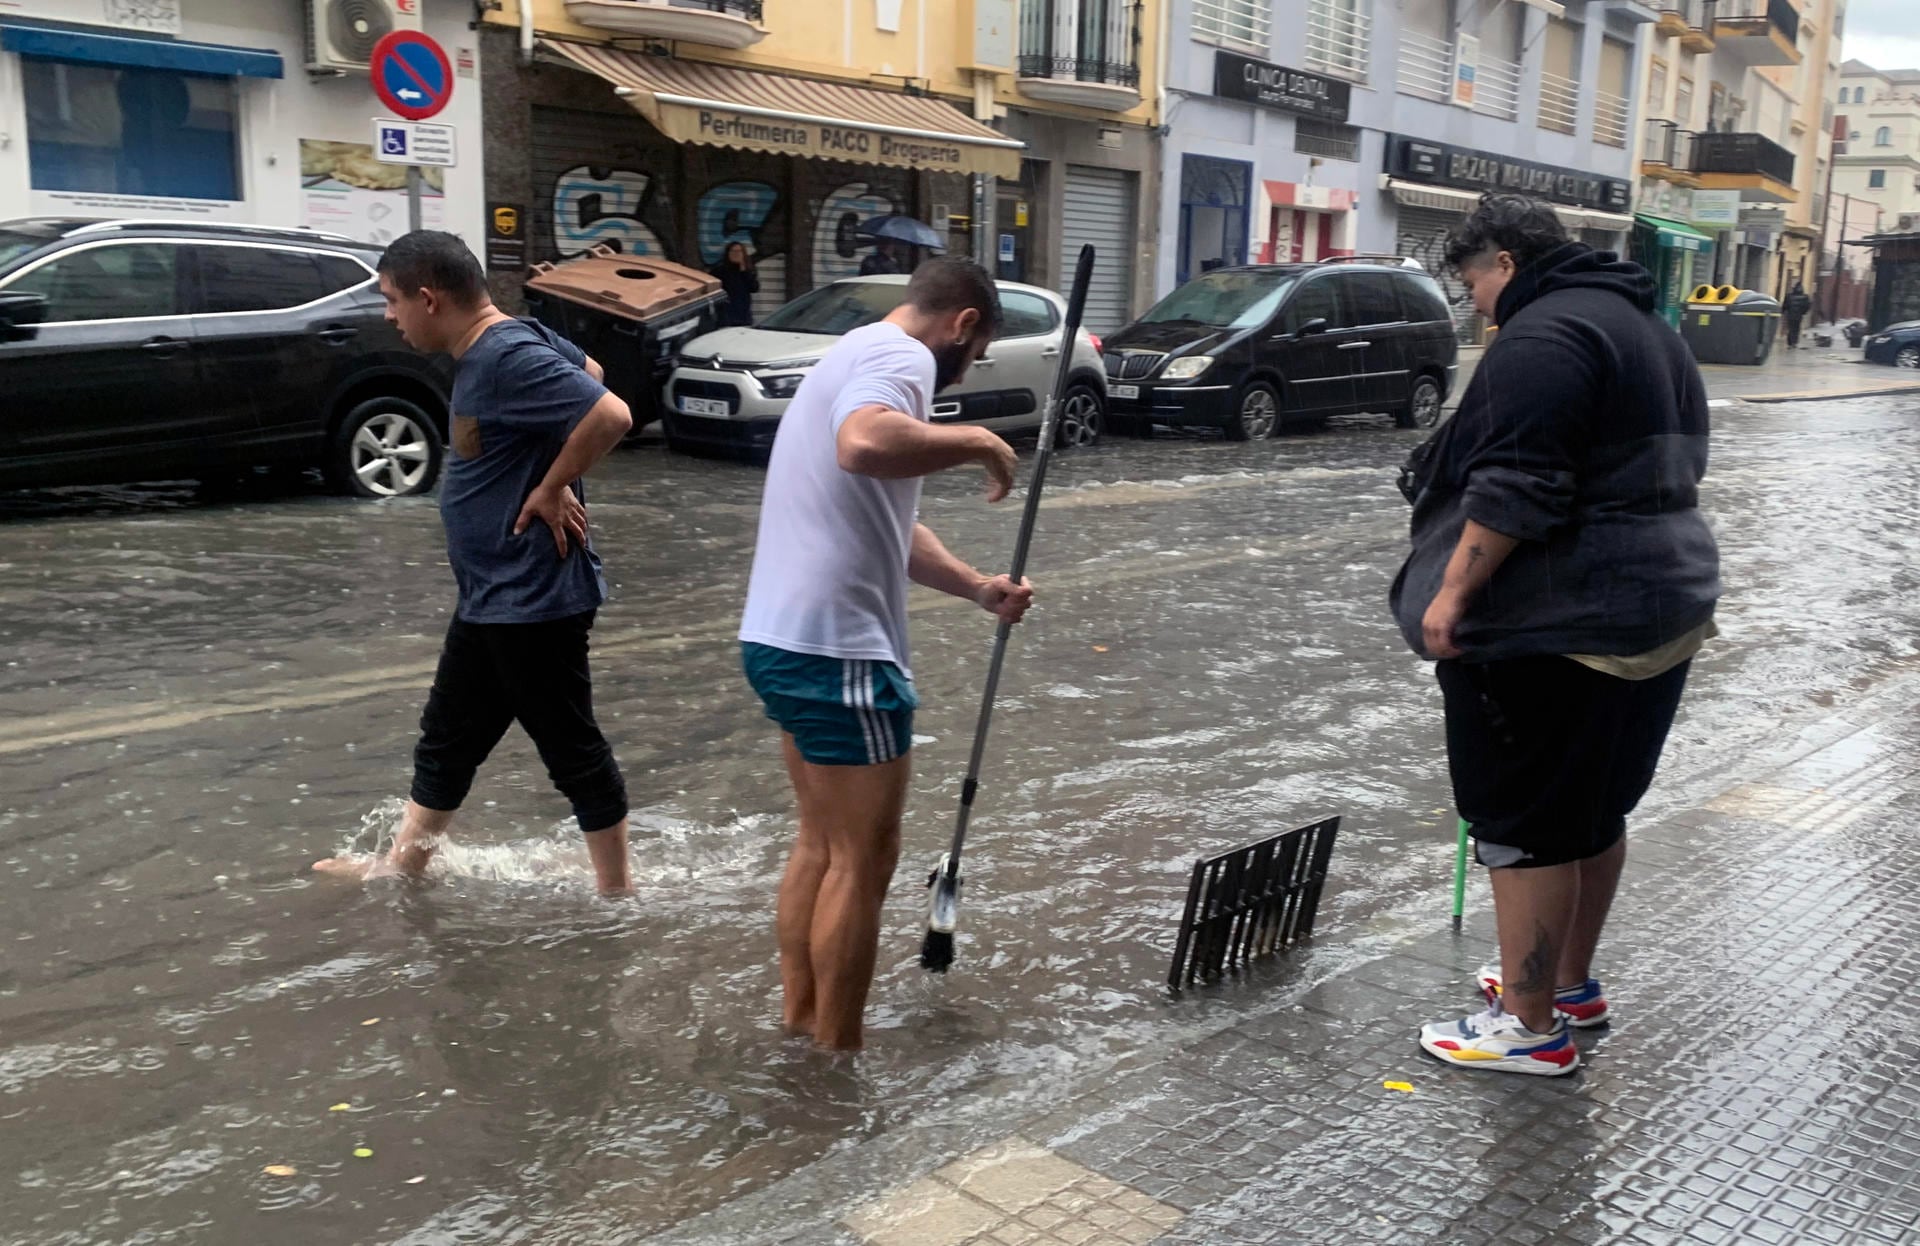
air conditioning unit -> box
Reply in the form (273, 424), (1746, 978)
(307, 0), (423, 74)
(1900, 213), (1920, 233)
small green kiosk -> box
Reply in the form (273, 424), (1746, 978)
(1633, 216), (1717, 328)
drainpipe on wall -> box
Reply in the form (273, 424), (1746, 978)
(520, 0), (535, 66)
(972, 70), (995, 268)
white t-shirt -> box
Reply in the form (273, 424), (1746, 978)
(739, 321), (934, 675)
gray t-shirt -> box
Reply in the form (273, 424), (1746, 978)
(441, 318), (608, 624)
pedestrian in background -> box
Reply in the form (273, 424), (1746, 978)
(1391, 194), (1721, 1076)
(315, 231), (637, 896)
(712, 241), (759, 328)
(1783, 280), (1813, 349)
(860, 239), (905, 276)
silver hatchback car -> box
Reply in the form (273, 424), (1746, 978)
(662, 275), (1108, 460)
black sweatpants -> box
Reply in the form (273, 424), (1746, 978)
(410, 610), (628, 833)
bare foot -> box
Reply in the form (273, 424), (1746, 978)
(312, 855), (419, 882)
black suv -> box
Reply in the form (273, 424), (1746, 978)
(0, 218), (451, 496)
(1101, 260), (1460, 440)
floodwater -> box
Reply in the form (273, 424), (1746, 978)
(2, 394), (1917, 1244)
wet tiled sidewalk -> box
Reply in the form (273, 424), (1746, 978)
(660, 664), (1920, 1246)
(1016, 672), (1920, 1245)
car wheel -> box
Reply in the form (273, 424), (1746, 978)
(1055, 384), (1103, 449)
(1224, 380), (1280, 441)
(1898, 345), (1920, 369)
(327, 397), (443, 498)
(1397, 374), (1445, 429)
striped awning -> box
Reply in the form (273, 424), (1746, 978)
(540, 40), (1022, 179)
(1381, 178), (1632, 234)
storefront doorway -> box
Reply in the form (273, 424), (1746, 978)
(1177, 155), (1251, 286)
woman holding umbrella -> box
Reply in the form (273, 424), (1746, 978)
(857, 214), (946, 276)
(711, 241), (759, 327)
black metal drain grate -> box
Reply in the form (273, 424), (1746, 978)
(1168, 817), (1339, 992)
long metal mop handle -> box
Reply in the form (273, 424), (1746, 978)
(938, 244), (1098, 877)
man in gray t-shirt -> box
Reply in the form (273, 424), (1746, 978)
(740, 260), (1034, 1051)
(314, 232), (637, 895)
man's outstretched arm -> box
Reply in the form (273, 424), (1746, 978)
(910, 522), (1033, 625)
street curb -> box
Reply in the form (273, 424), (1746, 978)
(1738, 381), (1920, 403)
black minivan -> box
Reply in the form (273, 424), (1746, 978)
(1101, 260), (1460, 439)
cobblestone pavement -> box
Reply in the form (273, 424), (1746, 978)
(657, 659), (1920, 1246)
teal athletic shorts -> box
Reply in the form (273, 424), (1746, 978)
(742, 642), (919, 766)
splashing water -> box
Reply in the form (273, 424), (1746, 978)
(331, 797), (783, 890)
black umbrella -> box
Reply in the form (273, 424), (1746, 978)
(856, 214), (946, 252)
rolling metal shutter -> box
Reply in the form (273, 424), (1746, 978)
(1394, 205), (1477, 342)
(1060, 165), (1136, 336)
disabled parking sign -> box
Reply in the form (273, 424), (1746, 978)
(370, 31), (453, 122)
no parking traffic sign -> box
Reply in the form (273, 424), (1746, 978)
(370, 31), (453, 122)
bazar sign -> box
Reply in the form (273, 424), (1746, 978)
(1386, 135), (1632, 213)
(1212, 51), (1351, 122)
(695, 110), (967, 171)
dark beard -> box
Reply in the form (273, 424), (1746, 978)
(932, 340), (972, 392)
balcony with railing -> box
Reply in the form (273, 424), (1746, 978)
(1017, 0), (1142, 110)
(563, 0), (766, 48)
(1656, 0), (1719, 50)
(1305, 0), (1372, 82)
(1691, 130), (1798, 200)
(1595, 88), (1630, 147)
(1641, 118), (1700, 183)
(1713, 0), (1800, 64)
(1539, 71), (1579, 136)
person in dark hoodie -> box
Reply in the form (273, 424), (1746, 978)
(712, 241), (759, 328)
(1391, 194), (1720, 1077)
(1782, 280), (1813, 349)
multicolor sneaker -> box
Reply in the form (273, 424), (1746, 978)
(1419, 1004), (1580, 1076)
(1476, 963), (1612, 1028)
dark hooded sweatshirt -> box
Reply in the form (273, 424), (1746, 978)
(1389, 243), (1720, 662)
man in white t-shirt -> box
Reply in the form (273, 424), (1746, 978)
(740, 259), (1034, 1051)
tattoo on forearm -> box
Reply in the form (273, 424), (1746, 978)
(1467, 544), (1486, 568)
(1513, 922), (1557, 997)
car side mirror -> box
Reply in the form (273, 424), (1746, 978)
(0, 291), (48, 342)
(1292, 317), (1329, 340)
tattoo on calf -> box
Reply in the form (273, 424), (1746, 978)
(1514, 922), (1556, 997)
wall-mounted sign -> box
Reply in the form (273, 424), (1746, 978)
(1385, 134), (1632, 213)
(1451, 35), (1479, 109)
(486, 201), (527, 271)
(1692, 189), (1741, 227)
(1212, 51), (1351, 123)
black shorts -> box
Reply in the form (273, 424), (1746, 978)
(410, 610), (628, 834)
(1437, 655), (1690, 869)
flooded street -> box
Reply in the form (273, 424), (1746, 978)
(3, 391), (1918, 1245)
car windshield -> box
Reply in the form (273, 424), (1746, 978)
(1138, 271), (1298, 330)
(757, 281), (906, 335)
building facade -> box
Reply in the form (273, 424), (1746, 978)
(477, 0), (1163, 334)
(1155, 0), (1649, 338)
(1634, 0), (1845, 318)
(1833, 60), (1920, 235)
(0, 0), (487, 247)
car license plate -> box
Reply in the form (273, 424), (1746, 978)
(1110, 384), (1140, 400)
(682, 397), (729, 416)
